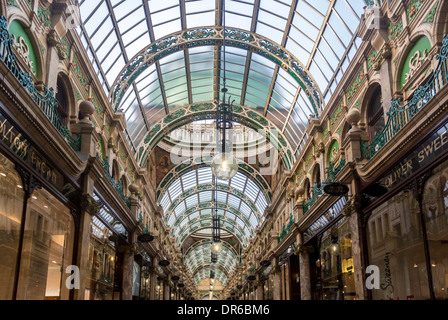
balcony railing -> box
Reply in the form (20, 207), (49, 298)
(0, 16), (80, 151)
(277, 213), (295, 243)
(361, 34), (448, 160)
(303, 159), (346, 214)
(96, 154), (132, 209)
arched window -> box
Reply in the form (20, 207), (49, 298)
(367, 86), (384, 140)
(304, 178), (311, 200)
(55, 76), (69, 126)
(313, 164), (321, 189)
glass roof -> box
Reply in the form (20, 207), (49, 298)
(184, 239), (238, 285)
(160, 166), (268, 246)
(78, 0), (365, 156)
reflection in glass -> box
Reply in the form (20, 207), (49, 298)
(319, 217), (355, 300)
(423, 160), (448, 300)
(0, 154), (24, 299)
(367, 190), (430, 300)
(16, 188), (74, 300)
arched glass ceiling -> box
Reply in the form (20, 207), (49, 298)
(194, 266), (228, 286)
(160, 167), (268, 218)
(78, 0), (365, 156)
(174, 207), (253, 247)
(184, 239), (239, 285)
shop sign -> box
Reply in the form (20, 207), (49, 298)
(381, 123), (448, 188)
(323, 182), (349, 196)
(0, 111), (64, 190)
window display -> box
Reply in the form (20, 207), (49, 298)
(367, 191), (430, 299)
(87, 216), (116, 300)
(423, 159), (448, 299)
(0, 154), (25, 299)
(319, 217), (356, 300)
(16, 187), (75, 300)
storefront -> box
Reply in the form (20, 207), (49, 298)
(0, 105), (80, 300)
(362, 118), (448, 300)
(301, 196), (356, 300)
(84, 192), (132, 300)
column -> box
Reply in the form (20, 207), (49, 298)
(164, 279), (170, 300)
(342, 194), (367, 300)
(272, 264), (282, 300)
(149, 258), (158, 300)
(72, 103), (99, 300)
(296, 233), (312, 300)
(119, 240), (135, 300)
(256, 278), (264, 300)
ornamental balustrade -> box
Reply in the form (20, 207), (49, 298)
(303, 159), (346, 214)
(96, 154), (132, 209)
(277, 213), (295, 243)
(0, 16), (81, 151)
(361, 34), (448, 160)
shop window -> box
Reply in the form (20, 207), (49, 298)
(367, 190), (430, 300)
(423, 159), (448, 300)
(319, 217), (355, 300)
(0, 154), (25, 299)
(16, 187), (74, 300)
(55, 76), (69, 126)
(367, 86), (385, 141)
(88, 215), (116, 300)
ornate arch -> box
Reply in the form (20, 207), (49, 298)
(156, 156), (272, 203)
(137, 102), (295, 171)
(109, 27), (323, 116)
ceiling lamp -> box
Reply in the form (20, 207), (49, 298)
(211, 0), (238, 181)
(210, 178), (223, 255)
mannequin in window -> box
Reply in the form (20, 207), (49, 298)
(368, 86), (385, 140)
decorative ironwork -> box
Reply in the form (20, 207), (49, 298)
(361, 34), (448, 160)
(0, 16), (81, 151)
(96, 155), (132, 209)
(109, 27), (322, 116)
(277, 213), (295, 243)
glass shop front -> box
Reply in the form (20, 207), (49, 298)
(0, 108), (77, 300)
(364, 120), (448, 300)
(303, 197), (357, 300)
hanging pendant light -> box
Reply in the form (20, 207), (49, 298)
(211, 0), (238, 181)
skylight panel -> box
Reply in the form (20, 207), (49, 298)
(175, 202), (187, 216)
(168, 213), (176, 227)
(181, 170), (197, 190)
(186, 11), (215, 28)
(334, 0), (360, 34)
(249, 214), (258, 228)
(240, 201), (252, 218)
(228, 194), (241, 208)
(197, 167), (212, 184)
(160, 192), (171, 212)
(217, 191), (227, 204)
(328, 11), (352, 45)
(310, 0), (331, 15)
(256, 195), (268, 214)
(224, 11), (252, 31)
(168, 179), (182, 200)
(309, 62), (328, 92)
(153, 19), (182, 40)
(230, 173), (246, 192)
(200, 191), (212, 203)
(244, 179), (259, 202)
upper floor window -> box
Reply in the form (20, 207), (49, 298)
(55, 76), (68, 126)
(367, 86), (384, 140)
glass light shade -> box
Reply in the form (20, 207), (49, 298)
(211, 240), (223, 254)
(329, 242), (340, 255)
(211, 152), (238, 180)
